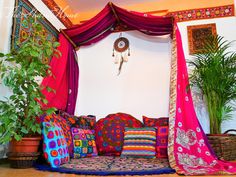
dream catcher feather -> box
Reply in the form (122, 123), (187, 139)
(112, 33), (130, 75)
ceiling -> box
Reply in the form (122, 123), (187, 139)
(65, 0), (159, 13)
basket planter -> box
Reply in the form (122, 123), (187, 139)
(8, 137), (41, 168)
(207, 129), (236, 161)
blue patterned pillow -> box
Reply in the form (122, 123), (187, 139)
(71, 128), (98, 158)
(121, 127), (156, 158)
(42, 122), (70, 168)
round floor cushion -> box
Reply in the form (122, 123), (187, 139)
(95, 113), (143, 156)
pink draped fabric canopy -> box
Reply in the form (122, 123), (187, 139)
(41, 2), (236, 175)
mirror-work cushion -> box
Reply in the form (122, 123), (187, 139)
(42, 114), (73, 157)
(71, 128), (98, 158)
(143, 116), (169, 158)
(95, 113), (143, 156)
(42, 122), (70, 168)
(121, 127), (157, 158)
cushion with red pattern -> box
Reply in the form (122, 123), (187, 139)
(95, 113), (143, 156)
(143, 116), (169, 158)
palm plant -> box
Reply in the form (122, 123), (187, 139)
(189, 35), (236, 134)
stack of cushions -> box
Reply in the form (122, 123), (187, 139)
(95, 113), (143, 156)
(121, 127), (156, 158)
(143, 116), (169, 158)
(42, 122), (70, 168)
(42, 112), (98, 166)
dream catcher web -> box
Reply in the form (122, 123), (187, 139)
(112, 33), (130, 75)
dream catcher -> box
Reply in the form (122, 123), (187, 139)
(112, 33), (130, 75)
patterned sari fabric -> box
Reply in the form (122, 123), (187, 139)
(167, 25), (236, 175)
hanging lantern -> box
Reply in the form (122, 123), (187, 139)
(112, 33), (130, 75)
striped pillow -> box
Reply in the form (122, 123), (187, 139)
(121, 127), (156, 158)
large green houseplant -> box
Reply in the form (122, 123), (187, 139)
(189, 35), (236, 135)
(0, 16), (59, 148)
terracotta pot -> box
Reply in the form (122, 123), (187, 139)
(9, 137), (41, 153)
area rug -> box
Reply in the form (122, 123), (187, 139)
(36, 156), (175, 176)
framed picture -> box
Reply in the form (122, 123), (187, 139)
(187, 23), (217, 54)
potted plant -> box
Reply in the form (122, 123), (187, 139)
(189, 35), (236, 160)
(0, 16), (60, 168)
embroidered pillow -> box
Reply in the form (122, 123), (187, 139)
(143, 116), (169, 158)
(71, 128), (98, 158)
(42, 122), (69, 168)
(95, 113), (143, 156)
(42, 114), (73, 157)
(59, 110), (96, 130)
(121, 127), (156, 158)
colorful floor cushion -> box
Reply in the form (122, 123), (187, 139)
(121, 127), (156, 158)
(42, 114), (73, 157)
(95, 113), (143, 156)
(36, 156), (175, 175)
(143, 116), (169, 158)
(59, 110), (96, 130)
(71, 128), (98, 158)
(42, 122), (69, 168)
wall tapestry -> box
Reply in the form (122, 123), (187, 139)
(187, 23), (217, 55)
(11, 0), (59, 64)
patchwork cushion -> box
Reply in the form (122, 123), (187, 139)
(121, 127), (156, 158)
(71, 128), (98, 158)
(59, 110), (96, 130)
(42, 122), (70, 168)
(42, 114), (73, 157)
(143, 116), (169, 158)
(95, 113), (143, 156)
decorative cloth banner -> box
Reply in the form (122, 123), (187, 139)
(168, 24), (236, 175)
(63, 3), (173, 47)
(41, 34), (71, 110)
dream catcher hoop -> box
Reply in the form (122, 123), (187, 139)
(112, 33), (130, 75)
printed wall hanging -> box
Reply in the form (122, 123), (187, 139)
(11, 0), (59, 64)
(187, 23), (217, 55)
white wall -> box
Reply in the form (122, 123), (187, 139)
(76, 16), (236, 133)
(75, 31), (171, 121)
(177, 16), (236, 133)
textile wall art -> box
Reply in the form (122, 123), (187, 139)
(187, 23), (217, 54)
(11, 0), (59, 64)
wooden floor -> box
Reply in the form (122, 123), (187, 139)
(1, 164), (236, 177)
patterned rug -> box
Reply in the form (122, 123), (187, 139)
(36, 156), (175, 175)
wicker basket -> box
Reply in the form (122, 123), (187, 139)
(207, 129), (236, 161)
(7, 152), (40, 168)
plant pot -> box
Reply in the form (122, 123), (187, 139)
(8, 137), (41, 168)
(207, 130), (236, 161)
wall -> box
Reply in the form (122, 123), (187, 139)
(75, 16), (236, 134)
(0, 0), (65, 159)
(75, 31), (171, 121)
